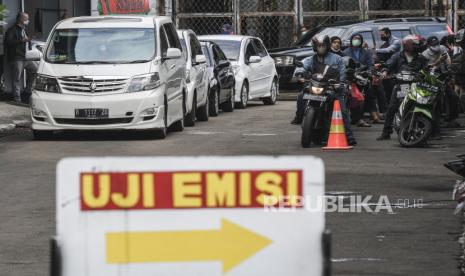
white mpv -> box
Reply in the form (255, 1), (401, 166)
(31, 16), (186, 139)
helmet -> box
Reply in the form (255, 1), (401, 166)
(312, 35), (330, 56)
(456, 29), (465, 47)
(402, 35), (422, 53)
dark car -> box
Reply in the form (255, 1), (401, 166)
(270, 17), (453, 88)
(200, 40), (236, 116)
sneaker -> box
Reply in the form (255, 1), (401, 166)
(376, 132), (391, 140)
(291, 116), (303, 125)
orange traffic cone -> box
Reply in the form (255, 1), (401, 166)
(323, 100), (353, 150)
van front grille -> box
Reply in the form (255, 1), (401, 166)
(58, 77), (128, 94)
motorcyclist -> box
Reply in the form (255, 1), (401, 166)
(343, 33), (375, 127)
(377, 35), (429, 140)
(330, 36), (344, 57)
(291, 35), (357, 146)
(422, 36), (459, 128)
(451, 29), (465, 114)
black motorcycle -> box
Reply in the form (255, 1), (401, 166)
(299, 67), (345, 148)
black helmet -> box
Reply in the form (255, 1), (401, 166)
(456, 29), (465, 47)
(312, 35), (330, 56)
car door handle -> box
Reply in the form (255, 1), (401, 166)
(170, 64), (176, 70)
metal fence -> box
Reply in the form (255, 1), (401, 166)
(174, 0), (463, 49)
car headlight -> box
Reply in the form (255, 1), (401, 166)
(33, 75), (61, 93)
(311, 86), (324, 95)
(274, 56), (294, 66)
(127, 73), (161, 93)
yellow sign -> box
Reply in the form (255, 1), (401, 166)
(106, 219), (272, 272)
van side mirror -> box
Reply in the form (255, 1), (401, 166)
(165, 48), (182, 60)
(36, 45), (44, 53)
(249, 56), (262, 64)
(195, 55), (206, 65)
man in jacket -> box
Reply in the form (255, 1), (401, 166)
(377, 35), (429, 140)
(291, 35), (356, 146)
(5, 12), (37, 103)
(376, 28), (401, 103)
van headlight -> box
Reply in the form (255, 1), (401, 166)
(127, 73), (161, 92)
(33, 75), (61, 93)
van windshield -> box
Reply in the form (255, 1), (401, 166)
(46, 28), (156, 64)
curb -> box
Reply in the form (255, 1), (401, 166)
(0, 124), (16, 132)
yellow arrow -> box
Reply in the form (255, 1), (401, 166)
(106, 218), (272, 273)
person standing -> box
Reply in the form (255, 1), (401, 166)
(376, 27), (401, 103)
(5, 12), (37, 103)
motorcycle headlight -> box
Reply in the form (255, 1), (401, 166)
(311, 86), (324, 95)
(33, 75), (61, 93)
(416, 95), (431, 105)
(127, 73), (161, 93)
(274, 56), (294, 66)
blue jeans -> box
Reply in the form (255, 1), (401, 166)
(296, 88), (355, 142)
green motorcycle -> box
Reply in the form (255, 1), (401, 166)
(394, 69), (443, 147)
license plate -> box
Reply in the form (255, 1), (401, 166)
(303, 94), (327, 101)
(75, 109), (109, 118)
(397, 84), (409, 98)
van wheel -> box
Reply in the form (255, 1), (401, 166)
(209, 87), (220, 117)
(185, 92), (196, 127)
(221, 87), (235, 112)
(170, 94), (185, 132)
(32, 130), (53, 140)
(263, 79), (278, 105)
(236, 82), (248, 109)
(197, 92), (209, 122)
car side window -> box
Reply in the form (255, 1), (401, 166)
(160, 27), (169, 58)
(189, 35), (203, 65)
(253, 39), (267, 58)
(391, 29), (411, 39)
(163, 23), (182, 50)
(245, 40), (257, 62)
(359, 31), (375, 48)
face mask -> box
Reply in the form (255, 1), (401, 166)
(301, 31), (308, 35)
(317, 45), (327, 56)
(23, 20), (29, 25)
(352, 39), (362, 47)
(429, 45), (440, 53)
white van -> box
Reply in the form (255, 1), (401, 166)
(31, 16), (186, 139)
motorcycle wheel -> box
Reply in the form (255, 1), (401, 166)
(398, 113), (432, 147)
(301, 107), (317, 148)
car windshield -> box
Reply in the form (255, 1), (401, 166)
(306, 27), (346, 46)
(208, 40), (241, 61)
(46, 28), (156, 64)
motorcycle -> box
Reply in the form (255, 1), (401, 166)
(394, 69), (443, 147)
(444, 154), (465, 214)
(299, 66), (345, 148)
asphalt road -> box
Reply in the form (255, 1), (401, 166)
(0, 101), (464, 276)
